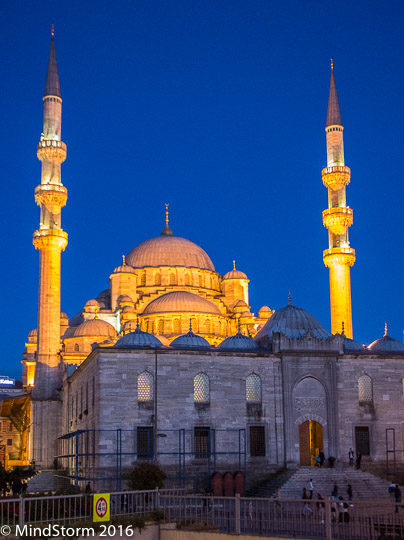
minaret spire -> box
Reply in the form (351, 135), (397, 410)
(322, 63), (355, 338)
(32, 32), (68, 442)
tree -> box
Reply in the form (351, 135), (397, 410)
(123, 463), (166, 491)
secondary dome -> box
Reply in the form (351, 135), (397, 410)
(369, 328), (404, 353)
(115, 327), (162, 349)
(223, 262), (247, 280)
(171, 330), (211, 350)
(142, 291), (221, 315)
(219, 331), (259, 351)
(126, 235), (215, 271)
(73, 319), (116, 338)
(255, 303), (332, 343)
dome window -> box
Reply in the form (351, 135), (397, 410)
(246, 373), (261, 403)
(140, 273), (146, 286)
(185, 273), (191, 286)
(169, 273), (176, 285)
(155, 272), (161, 285)
(138, 371), (154, 402)
(358, 375), (373, 404)
(173, 318), (181, 334)
(194, 373), (210, 404)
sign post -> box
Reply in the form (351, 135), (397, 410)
(93, 494), (110, 522)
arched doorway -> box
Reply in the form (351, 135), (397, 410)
(299, 420), (323, 466)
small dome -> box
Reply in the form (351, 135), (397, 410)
(121, 305), (136, 313)
(223, 262), (247, 280)
(97, 289), (110, 300)
(126, 235), (215, 271)
(73, 319), (116, 338)
(117, 295), (133, 304)
(369, 333), (404, 353)
(143, 291), (221, 315)
(232, 299), (248, 309)
(85, 299), (100, 308)
(112, 262), (137, 274)
(171, 330), (210, 350)
(28, 328), (38, 337)
(344, 337), (365, 352)
(60, 312), (69, 319)
(258, 306), (271, 313)
(116, 327), (162, 349)
(255, 303), (332, 343)
(219, 331), (259, 351)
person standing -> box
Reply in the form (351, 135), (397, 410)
(319, 449), (325, 468)
(348, 448), (354, 467)
(389, 481), (397, 502)
(395, 484), (402, 513)
(302, 488), (313, 515)
(332, 484), (339, 499)
(347, 484), (353, 501)
(356, 451), (362, 470)
(308, 479), (314, 500)
(316, 494), (325, 524)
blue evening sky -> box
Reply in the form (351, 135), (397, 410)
(1, 0), (403, 379)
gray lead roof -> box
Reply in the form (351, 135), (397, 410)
(44, 37), (61, 98)
(326, 69), (342, 127)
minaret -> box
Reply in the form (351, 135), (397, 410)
(31, 29), (67, 465)
(322, 60), (355, 338)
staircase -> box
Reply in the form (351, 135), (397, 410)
(279, 467), (391, 500)
(247, 469), (295, 498)
(27, 470), (71, 493)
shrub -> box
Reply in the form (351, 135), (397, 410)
(123, 463), (166, 491)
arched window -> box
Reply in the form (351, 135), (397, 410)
(169, 273), (176, 285)
(140, 273), (146, 286)
(74, 343), (79, 352)
(185, 273), (190, 286)
(157, 319), (164, 334)
(246, 373), (261, 403)
(155, 273), (161, 285)
(205, 275), (210, 289)
(194, 373), (210, 403)
(199, 275), (203, 287)
(358, 375), (373, 403)
(173, 318), (181, 334)
(191, 318), (198, 332)
(205, 319), (212, 333)
(138, 371), (154, 402)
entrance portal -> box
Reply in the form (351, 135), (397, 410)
(299, 420), (323, 466)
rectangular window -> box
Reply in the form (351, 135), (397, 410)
(355, 426), (370, 456)
(7, 439), (12, 446)
(137, 427), (154, 459)
(194, 427), (210, 458)
(250, 426), (266, 457)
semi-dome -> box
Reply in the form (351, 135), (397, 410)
(126, 235), (215, 271)
(369, 327), (404, 353)
(115, 326), (162, 349)
(255, 303), (332, 343)
(344, 337), (365, 352)
(219, 331), (259, 351)
(73, 319), (116, 338)
(171, 330), (211, 350)
(142, 291), (221, 315)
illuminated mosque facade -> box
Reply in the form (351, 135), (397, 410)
(4, 33), (404, 487)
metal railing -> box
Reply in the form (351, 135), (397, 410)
(1, 491), (404, 539)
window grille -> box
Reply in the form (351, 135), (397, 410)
(138, 371), (154, 402)
(246, 373), (261, 402)
(74, 343), (79, 352)
(140, 273), (146, 286)
(358, 375), (373, 403)
(137, 427), (154, 459)
(194, 427), (210, 458)
(355, 426), (370, 455)
(173, 319), (181, 333)
(194, 373), (210, 403)
(158, 320), (164, 334)
(205, 320), (212, 333)
(250, 426), (265, 456)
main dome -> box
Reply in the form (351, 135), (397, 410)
(126, 235), (215, 271)
(142, 291), (221, 315)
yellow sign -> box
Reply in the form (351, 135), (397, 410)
(93, 493), (110, 522)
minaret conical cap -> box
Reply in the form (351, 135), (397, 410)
(44, 33), (61, 98)
(326, 61), (342, 127)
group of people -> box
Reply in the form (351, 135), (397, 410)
(11, 479), (28, 496)
(348, 448), (362, 469)
(301, 480), (353, 523)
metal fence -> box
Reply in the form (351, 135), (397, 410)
(1, 491), (404, 539)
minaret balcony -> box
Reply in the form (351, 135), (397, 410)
(35, 184), (68, 213)
(37, 140), (67, 163)
(323, 247), (355, 268)
(33, 228), (68, 252)
(322, 207), (353, 235)
(322, 165), (350, 190)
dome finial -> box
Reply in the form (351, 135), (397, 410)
(122, 254), (126, 265)
(189, 318), (193, 332)
(94, 307), (99, 320)
(161, 203), (173, 236)
(136, 315), (140, 329)
(233, 260), (236, 270)
(51, 24), (55, 38)
(384, 322), (388, 337)
(330, 57), (334, 71)
(237, 317), (241, 333)
(341, 321), (345, 335)
(288, 290), (292, 305)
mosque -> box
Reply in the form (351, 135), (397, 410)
(3, 33), (404, 489)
